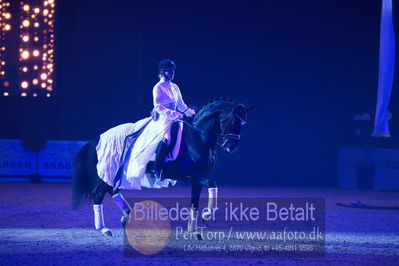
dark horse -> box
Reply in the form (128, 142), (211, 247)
(72, 97), (247, 238)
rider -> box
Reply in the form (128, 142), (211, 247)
(151, 59), (196, 179)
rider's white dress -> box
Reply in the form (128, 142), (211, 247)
(95, 80), (191, 190)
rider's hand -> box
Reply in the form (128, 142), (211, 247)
(173, 111), (184, 119)
(184, 108), (196, 117)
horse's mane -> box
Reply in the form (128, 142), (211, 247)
(193, 97), (240, 123)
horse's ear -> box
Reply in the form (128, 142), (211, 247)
(234, 104), (247, 125)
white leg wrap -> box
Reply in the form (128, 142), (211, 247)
(188, 208), (199, 232)
(202, 187), (218, 221)
(93, 204), (106, 230)
(112, 193), (132, 216)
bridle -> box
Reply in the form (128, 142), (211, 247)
(181, 107), (246, 151)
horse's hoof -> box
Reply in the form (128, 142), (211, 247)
(101, 228), (113, 237)
(120, 215), (130, 228)
(193, 231), (203, 240)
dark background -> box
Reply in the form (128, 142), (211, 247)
(1, 0), (399, 186)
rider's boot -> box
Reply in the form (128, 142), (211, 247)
(93, 204), (112, 236)
(112, 193), (132, 227)
(153, 139), (169, 180)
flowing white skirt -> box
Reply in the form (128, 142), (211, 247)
(95, 116), (182, 190)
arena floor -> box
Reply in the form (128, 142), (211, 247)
(0, 182), (398, 265)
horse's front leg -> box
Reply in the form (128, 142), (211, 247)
(188, 182), (203, 240)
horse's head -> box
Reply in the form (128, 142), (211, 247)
(218, 103), (247, 153)
(193, 97), (247, 153)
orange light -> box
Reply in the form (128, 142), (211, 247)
(34, 36), (39, 42)
(33, 93), (38, 97)
(21, 92), (27, 97)
(34, 22), (39, 27)
(21, 50), (30, 60)
(46, 93), (51, 98)
(43, 9), (49, 16)
(49, 0), (54, 4)
(4, 24), (11, 31)
(22, 20), (30, 27)
(34, 7), (40, 14)
(1, 61), (5, 66)
(22, 35), (29, 42)
(4, 13), (11, 19)
(3, 92), (9, 97)
(4, 81), (10, 87)
(21, 81), (29, 89)
(33, 50), (40, 57)
(33, 65), (39, 70)
(22, 67), (28, 72)
(23, 4), (30, 12)
(40, 73), (47, 80)
(32, 79), (39, 85)
(47, 64), (53, 69)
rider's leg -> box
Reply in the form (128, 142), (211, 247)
(153, 139), (169, 179)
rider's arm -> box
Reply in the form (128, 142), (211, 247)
(175, 84), (196, 116)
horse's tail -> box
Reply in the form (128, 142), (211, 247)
(72, 138), (99, 209)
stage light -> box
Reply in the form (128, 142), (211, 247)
(2, 0), (57, 97)
(4, 81), (10, 87)
(21, 81), (29, 89)
(21, 50), (30, 60)
(22, 20), (30, 27)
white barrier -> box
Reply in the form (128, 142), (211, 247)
(0, 139), (36, 176)
(37, 140), (87, 177)
(0, 139), (87, 179)
(339, 148), (399, 190)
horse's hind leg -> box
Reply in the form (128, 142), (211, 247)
(92, 180), (112, 236)
(110, 189), (132, 228)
